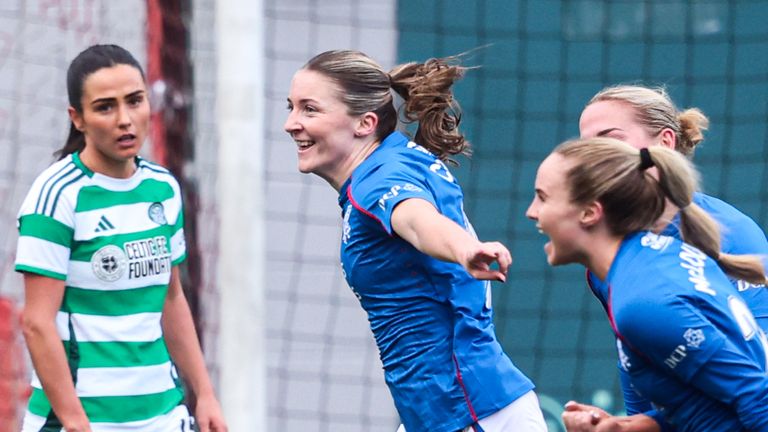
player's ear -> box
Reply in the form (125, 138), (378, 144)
(659, 127), (676, 149)
(354, 112), (378, 138)
(580, 201), (603, 228)
(68, 106), (84, 131)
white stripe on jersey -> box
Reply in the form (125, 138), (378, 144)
(43, 170), (88, 219)
(67, 260), (172, 291)
(90, 171), (148, 191)
(55, 312), (71, 340)
(77, 362), (179, 396)
(57, 311), (163, 342)
(21, 405), (191, 432)
(171, 229), (186, 262)
(75, 199), (180, 242)
(33, 162), (77, 215)
(30, 362), (178, 397)
(15, 236), (70, 275)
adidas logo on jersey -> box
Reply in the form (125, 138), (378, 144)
(95, 215), (115, 233)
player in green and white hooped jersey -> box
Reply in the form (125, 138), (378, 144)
(15, 44), (227, 432)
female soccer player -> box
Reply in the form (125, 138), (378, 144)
(284, 50), (547, 432)
(527, 138), (768, 432)
(574, 84), (768, 431)
(15, 45), (226, 432)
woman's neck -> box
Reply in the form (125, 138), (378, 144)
(79, 149), (137, 179)
(585, 234), (624, 281)
(651, 198), (680, 233)
(329, 138), (381, 191)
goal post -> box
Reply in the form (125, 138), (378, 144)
(214, 0), (267, 430)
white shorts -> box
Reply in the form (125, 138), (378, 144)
(397, 390), (547, 432)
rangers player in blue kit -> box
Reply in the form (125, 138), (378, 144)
(284, 50), (547, 432)
(584, 192), (768, 432)
(577, 84), (768, 431)
(526, 138), (768, 432)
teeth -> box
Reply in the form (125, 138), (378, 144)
(296, 140), (313, 148)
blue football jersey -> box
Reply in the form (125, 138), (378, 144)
(604, 232), (768, 432)
(587, 192), (768, 429)
(337, 131), (534, 432)
(665, 193), (768, 319)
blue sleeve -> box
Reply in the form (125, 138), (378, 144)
(674, 193), (768, 258)
(617, 363), (652, 415)
(350, 162), (438, 235)
(720, 221), (768, 256)
(645, 409), (676, 432)
(619, 361), (679, 432)
(697, 193), (768, 269)
(620, 298), (768, 431)
(686, 340), (768, 431)
(709, 202), (768, 257)
(619, 296), (723, 381)
(707, 200), (768, 319)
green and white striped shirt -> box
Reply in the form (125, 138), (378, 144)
(16, 152), (187, 431)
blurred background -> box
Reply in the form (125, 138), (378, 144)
(1, 1), (767, 431)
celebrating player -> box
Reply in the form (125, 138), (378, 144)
(527, 137), (768, 432)
(284, 49), (547, 431)
(573, 84), (768, 431)
(15, 44), (226, 432)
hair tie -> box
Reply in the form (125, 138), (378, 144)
(639, 147), (654, 171)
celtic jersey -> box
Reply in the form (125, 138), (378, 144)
(15, 152), (187, 431)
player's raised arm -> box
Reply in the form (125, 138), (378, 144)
(285, 49), (546, 432)
(391, 198), (511, 282)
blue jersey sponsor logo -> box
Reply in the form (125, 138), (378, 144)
(617, 339), (631, 371)
(736, 280), (767, 292)
(640, 232), (672, 250)
(683, 328), (705, 348)
(679, 243), (716, 296)
(377, 183), (423, 210)
(342, 204), (352, 244)
(663, 345), (688, 369)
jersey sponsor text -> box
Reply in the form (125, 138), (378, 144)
(679, 243), (716, 296)
(124, 236), (172, 279)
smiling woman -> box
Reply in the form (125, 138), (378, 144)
(284, 49), (547, 432)
(284, 68), (368, 189)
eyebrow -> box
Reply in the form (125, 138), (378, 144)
(90, 89), (145, 106)
(287, 96), (319, 105)
(596, 127), (622, 137)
